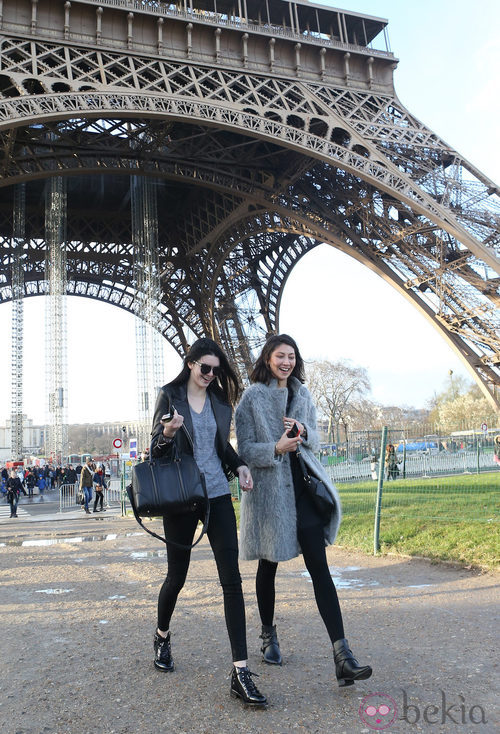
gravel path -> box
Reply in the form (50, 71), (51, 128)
(0, 513), (498, 734)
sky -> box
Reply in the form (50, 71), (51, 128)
(0, 0), (498, 426)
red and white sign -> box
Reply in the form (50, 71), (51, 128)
(113, 438), (123, 449)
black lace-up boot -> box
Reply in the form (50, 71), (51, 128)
(333, 638), (372, 687)
(230, 666), (267, 708)
(153, 631), (174, 672)
(260, 624), (282, 665)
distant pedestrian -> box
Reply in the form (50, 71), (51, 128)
(55, 466), (64, 488)
(386, 444), (399, 480)
(17, 469), (27, 495)
(79, 458), (94, 514)
(65, 465), (77, 486)
(92, 468), (106, 513)
(38, 474), (47, 500)
(26, 470), (36, 498)
(6, 470), (22, 518)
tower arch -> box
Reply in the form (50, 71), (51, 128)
(0, 0), (497, 410)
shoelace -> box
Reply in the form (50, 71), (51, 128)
(235, 668), (260, 694)
(156, 635), (170, 653)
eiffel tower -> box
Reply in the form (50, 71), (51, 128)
(0, 0), (499, 449)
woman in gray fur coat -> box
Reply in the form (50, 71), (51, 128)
(235, 334), (372, 687)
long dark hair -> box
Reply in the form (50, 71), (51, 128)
(169, 337), (241, 405)
(250, 334), (305, 385)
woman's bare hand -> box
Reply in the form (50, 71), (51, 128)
(237, 465), (254, 491)
(162, 409), (184, 439)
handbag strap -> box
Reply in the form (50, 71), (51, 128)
(129, 411), (211, 549)
(295, 446), (312, 487)
(126, 483), (210, 549)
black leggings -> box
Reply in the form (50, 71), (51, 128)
(93, 491), (104, 511)
(158, 493), (247, 662)
(256, 524), (345, 644)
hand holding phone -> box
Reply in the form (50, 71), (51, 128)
(160, 407), (184, 438)
(286, 422), (301, 438)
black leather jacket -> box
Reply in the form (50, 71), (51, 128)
(6, 476), (22, 501)
(151, 382), (245, 480)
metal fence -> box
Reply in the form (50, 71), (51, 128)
(105, 479), (123, 504)
(59, 483), (78, 511)
(323, 449), (499, 483)
(59, 480), (125, 512)
(328, 427), (499, 462)
(321, 427), (500, 482)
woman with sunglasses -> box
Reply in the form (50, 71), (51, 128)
(235, 334), (372, 687)
(150, 337), (267, 709)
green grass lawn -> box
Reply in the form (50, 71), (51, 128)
(233, 473), (500, 570)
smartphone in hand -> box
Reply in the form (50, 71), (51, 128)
(287, 422), (301, 438)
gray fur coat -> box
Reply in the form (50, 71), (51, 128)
(234, 377), (341, 562)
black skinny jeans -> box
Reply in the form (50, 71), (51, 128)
(158, 493), (247, 662)
(93, 490), (104, 511)
(256, 523), (345, 645)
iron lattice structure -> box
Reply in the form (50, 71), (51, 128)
(131, 175), (165, 448)
(10, 183), (25, 458)
(0, 0), (498, 417)
(44, 175), (68, 463)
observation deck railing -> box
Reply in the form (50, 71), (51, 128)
(5, 0), (394, 60)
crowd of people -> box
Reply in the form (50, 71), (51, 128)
(1, 463), (64, 517)
(1, 462), (74, 496)
(1, 460), (109, 518)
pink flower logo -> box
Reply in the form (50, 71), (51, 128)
(359, 693), (398, 730)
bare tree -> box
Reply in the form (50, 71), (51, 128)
(430, 381), (497, 433)
(306, 359), (371, 443)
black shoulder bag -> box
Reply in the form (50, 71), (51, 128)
(295, 446), (335, 524)
(127, 423), (210, 549)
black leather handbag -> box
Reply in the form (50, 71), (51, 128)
(295, 447), (335, 524)
(127, 424), (209, 549)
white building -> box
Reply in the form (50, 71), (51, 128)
(0, 416), (45, 462)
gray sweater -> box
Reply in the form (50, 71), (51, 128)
(235, 377), (341, 562)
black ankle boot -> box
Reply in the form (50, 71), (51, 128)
(154, 631), (174, 672)
(260, 624), (282, 665)
(333, 638), (372, 687)
(230, 666), (267, 708)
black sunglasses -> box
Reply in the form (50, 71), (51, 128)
(193, 360), (221, 377)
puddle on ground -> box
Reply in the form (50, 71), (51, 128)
(35, 588), (74, 595)
(130, 550), (167, 559)
(25, 537), (85, 546)
(301, 565), (380, 589)
(0, 531), (143, 547)
(300, 566), (435, 591)
(108, 595), (127, 600)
